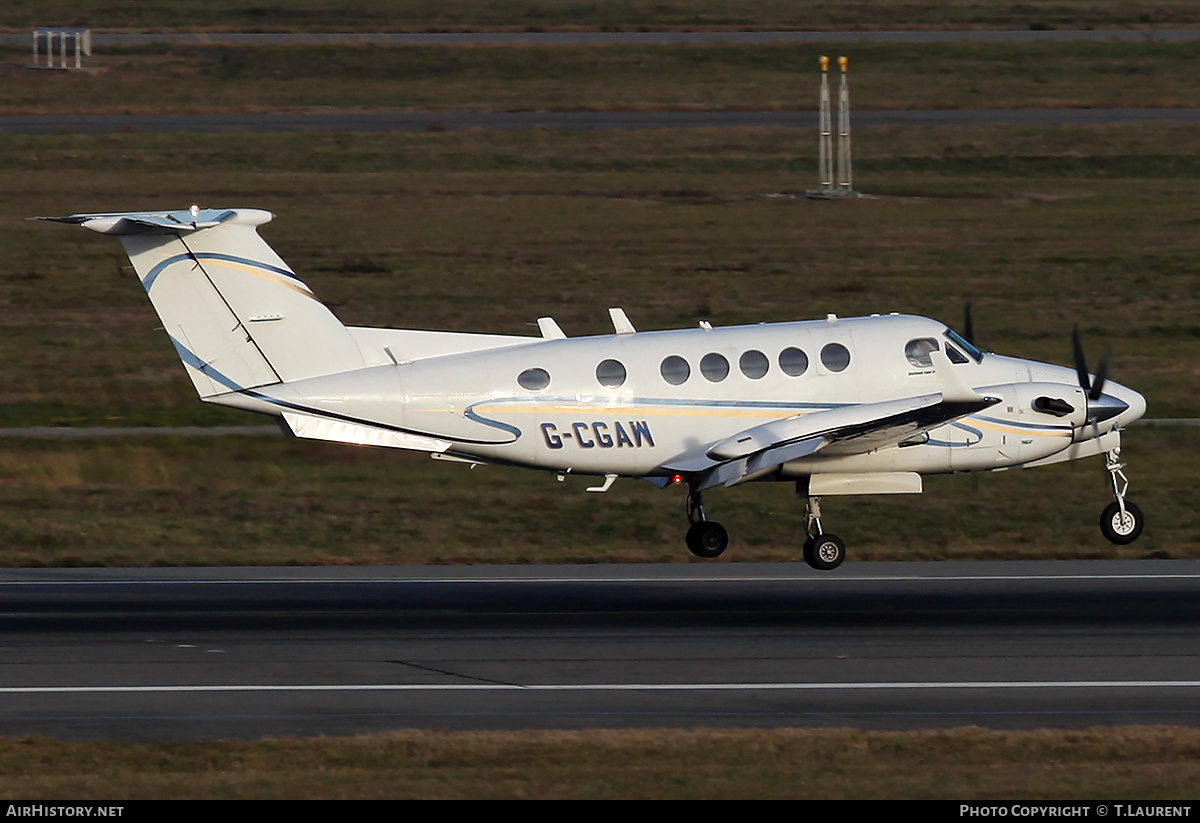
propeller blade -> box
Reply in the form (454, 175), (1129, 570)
(1071, 326), (1091, 394)
(963, 302), (975, 346)
(1090, 346), (1112, 401)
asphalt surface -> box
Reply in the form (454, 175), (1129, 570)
(2, 560), (1198, 741)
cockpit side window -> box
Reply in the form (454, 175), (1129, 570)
(945, 344), (969, 364)
(905, 338), (940, 368)
(943, 328), (983, 363)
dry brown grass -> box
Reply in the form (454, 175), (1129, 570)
(5, 1), (1200, 33)
(2, 726), (1199, 798)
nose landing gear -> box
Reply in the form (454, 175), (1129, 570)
(1100, 447), (1145, 545)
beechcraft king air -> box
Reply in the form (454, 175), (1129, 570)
(44, 207), (1148, 570)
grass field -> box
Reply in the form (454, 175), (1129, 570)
(2, 727), (1199, 799)
(6, 40), (1200, 113)
(7, 126), (1199, 418)
(5, 1), (1200, 33)
(0, 425), (1195, 567)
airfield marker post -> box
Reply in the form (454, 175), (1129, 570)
(838, 56), (853, 193)
(818, 55), (834, 191)
(807, 55), (860, 199)
(31, 29), (90, 70)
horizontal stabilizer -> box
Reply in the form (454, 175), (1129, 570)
(40, 207), (247, 235)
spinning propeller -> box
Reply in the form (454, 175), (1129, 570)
(1072, 326), (1127, 425)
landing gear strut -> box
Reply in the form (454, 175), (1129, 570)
(1099, 447), (1144, 545)
(684, 486), (728, 558)
(800, 494), (846, 571)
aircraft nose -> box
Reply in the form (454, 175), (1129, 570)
(1088, 392), (1129, 424)
(1123, 386), (1147, 424)
(1101, 383), (1146, 427)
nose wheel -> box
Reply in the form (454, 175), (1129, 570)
(684, 487), (728, 558)
(1099, 448), (1144, 544)
(1100, 447), (1144, 545)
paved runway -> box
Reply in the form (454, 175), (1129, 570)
(1, 560), (1198, 741)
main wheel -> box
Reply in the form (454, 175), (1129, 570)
(1100, 500), (1144, 545)
(686, 521), (728, 558)
(805, 533), (845, 571)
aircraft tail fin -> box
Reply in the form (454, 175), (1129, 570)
(44, 208), (365, 399)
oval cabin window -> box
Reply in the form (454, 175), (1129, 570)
(517, 367), (551, 391)
(700, 353), (730, 383)
(596, 359), (627, 388)
(779, 347), (809, 377)
(660, 355), (690, 385)
(821, 343), (851, 373)
(739, 350), (769, 379)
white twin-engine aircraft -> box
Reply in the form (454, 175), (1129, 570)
(45, 207), (1148, 570)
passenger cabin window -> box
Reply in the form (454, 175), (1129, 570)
(821, 342), (851, 372)
(700, 353), (729, 383)
(739, 350), (769, 379)
(778, 347), (809, 376)
(660, 355), (690, 385)
(905, 338), (940, 368)
(517, 367), (550, 391)
(596, 359), (627, 388)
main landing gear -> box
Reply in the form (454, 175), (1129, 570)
(684, 487), (728, 558)
(681, 485), (846, 571)
(800, 495), (846, 571)
(1099, 446), (1145, 545)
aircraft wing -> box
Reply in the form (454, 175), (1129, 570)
(679, 354), (1000, 491)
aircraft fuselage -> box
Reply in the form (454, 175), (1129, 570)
(232, 313), (1145, 480)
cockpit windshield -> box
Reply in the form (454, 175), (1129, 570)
(944, 328), (983, 363)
